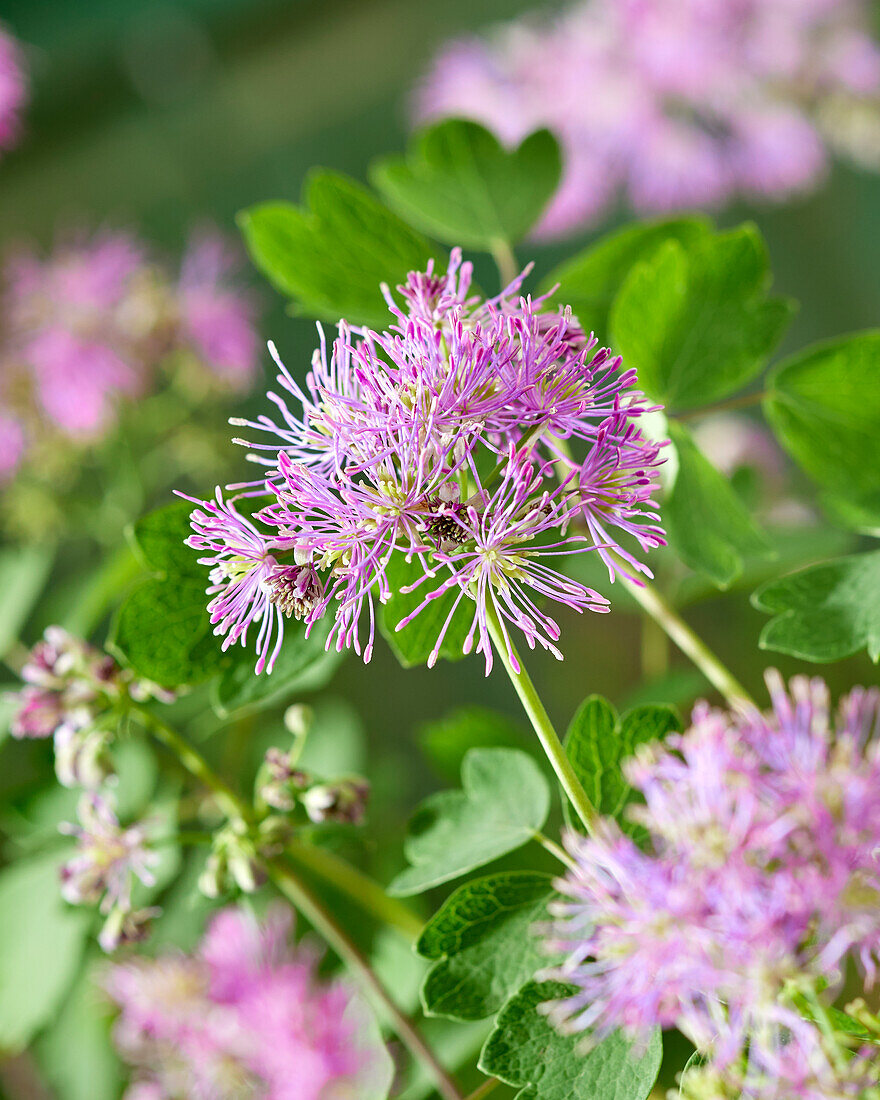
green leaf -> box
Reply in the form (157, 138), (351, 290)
(130, 499), (201, 576)
(0, 543), (55, 660)
(371, 119), (561, 250)
(540, 217), (711, 340)
(665, 422), (774, 588)
(239, 171), (440, 329)
(763, 332), (880, 515)
(419, 871), (554, 1021)
(479, 980), (662, 1100)
(33, 960), (122, 1100)
(111, 573), (224, 688)
(380, 553), (471, 668)
(0, 852), (91, 1050)
(211, 618), (343, 718)
(111, 500), (226, 688)
(565, 697), (680, 838)
(611, 224), (794, 410)
(752, 550), (880, 663)
(388, 748), (551, 897)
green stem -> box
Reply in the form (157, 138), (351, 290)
(286, 836), (424, 941)
(534, 831), (575, 868)
(132, 706), (249, 823)
(490, 238), (519, 288)
(266, 858), (463, 1100)
(619, 572), (755, 709)
(464, 1079), (502, 1100)
(675, 390), (766, 422)
(484, 603), (598, 834)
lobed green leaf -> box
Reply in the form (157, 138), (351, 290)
(540, 217), (711, 341)
(665, 422), (774, 588)
(610, 224), (794, 411)
(763, 331), (880, 524)
(380, 553), (471, 668)
(752, 549), (880, 664)
(239, 171), (440, 329)
(388, 748), (551, 897)
(371, 119), (561, 250)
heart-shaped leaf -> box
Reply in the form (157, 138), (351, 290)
(371, 119), (561, 250)
(239, 171), (440, 329)
(388, 748), (551, 897)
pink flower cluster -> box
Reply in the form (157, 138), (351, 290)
(9, 626), (170, 787)
(184, 250), (665, 675)
(0, 26), (26, 158)
(61, 793), (160, 953)
(543, 672), (880, 1097)
(415, 0), (880, 237)
(105, 905), (390, 1100)
(0, 227), (260, 483)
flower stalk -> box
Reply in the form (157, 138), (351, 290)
(484, 601), (598, 834)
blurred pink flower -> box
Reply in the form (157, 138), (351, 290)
(0, 225), (262, 479)
(0, 406), (25, 482)
(25, 327), (141, 438)
(176, 231), (260, 388)
(415, 0), (880, 236)
(106, 905), (391, 1100)
(0, 27), (27, 155)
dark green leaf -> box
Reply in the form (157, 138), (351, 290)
(129, 499), (200, 576)
(540, 217), (711, 340)
(418, 871), (554, 1021)
(371, 119), (561, 250)
(380, 553), (471, 668)
(666, 422), (774, 588)
(763, 332), (880, 516)
(419, 706), (534, 782)
(0, 852), (91, 1050)
(110, 573), (224, 688)
(479, 980), (662, 1100)
(388, 748), (551, 897)
(611, 225), (794, 410)
(565, 697), (680, 838)
(239, 171), (440, 328)
(752, 550), (880, 663)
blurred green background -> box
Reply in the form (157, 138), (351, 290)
(2, 0), (878, 779)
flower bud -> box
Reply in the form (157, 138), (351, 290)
(302, 776), (370, 826)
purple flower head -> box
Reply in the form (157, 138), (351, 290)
(0, 27), (27, 154)
(414, 0), (880, 236)
(193, 252), (664, 672)
(179, 488), (309, 674)
(542, 672), (880, 1093)
(176, 230), (260, 389)
(395, 447), (610, 672)
(104, 904), (392, 1100)
(59, 792), (159, 952)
